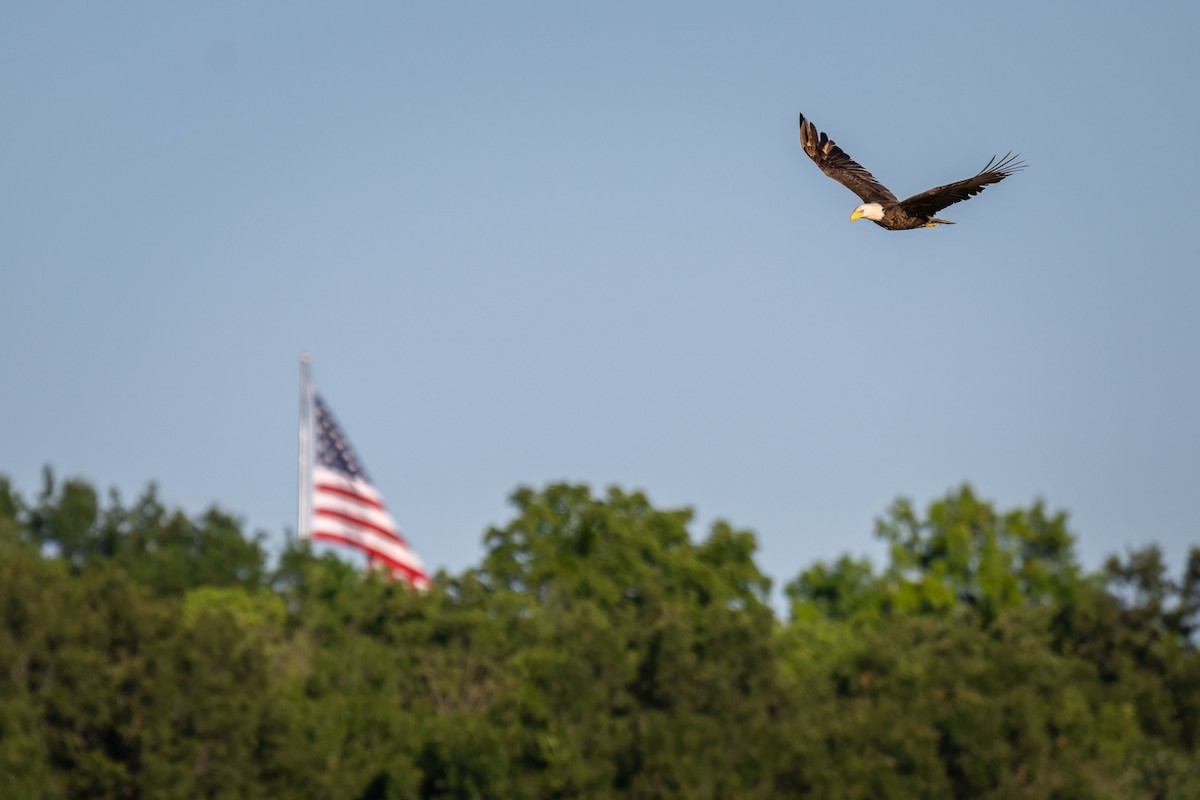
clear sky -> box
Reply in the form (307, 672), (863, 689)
(3, 2), (1198, 598)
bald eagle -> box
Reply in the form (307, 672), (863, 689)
(798, 113), (1024, 230)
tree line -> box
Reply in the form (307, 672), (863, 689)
(1, 470), (1198, 798)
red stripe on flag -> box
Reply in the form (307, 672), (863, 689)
(367, 550), (431, 587)
(314, 482), (385, 511)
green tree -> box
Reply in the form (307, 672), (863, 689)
(475, 483), (786, 799)
(23, 468), (266, 594)
(0, 476), (27, 552)
(5, 470), (1199, 798)
(788, 485), (1083, 625)
(878, 485), (1081, 621)
(786, 554), (882, 622)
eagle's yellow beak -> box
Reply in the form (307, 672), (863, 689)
(850, 209), (864, 222)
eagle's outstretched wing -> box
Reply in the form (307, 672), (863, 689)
(897, 152), (1025, 217)
(799, 113), (898, 205)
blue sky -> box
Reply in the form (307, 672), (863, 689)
(3, 2), (1197, 597)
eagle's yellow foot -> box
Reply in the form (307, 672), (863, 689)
(925, 222), (938, 228)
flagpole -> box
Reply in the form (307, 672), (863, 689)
(297, 353), (313, 541)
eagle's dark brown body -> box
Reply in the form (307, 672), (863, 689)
(798, 113), (1023, 230)
(878, 206), (944, 230)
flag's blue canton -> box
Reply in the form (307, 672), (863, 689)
(313, 393), (370, 481)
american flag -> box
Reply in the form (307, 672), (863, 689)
(310, 392), (430, 589)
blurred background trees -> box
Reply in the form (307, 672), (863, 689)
(1, 471), (1197, 798)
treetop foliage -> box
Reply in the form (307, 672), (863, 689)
(1, 471), (1198, 798)
(787, 485), (1085, 625)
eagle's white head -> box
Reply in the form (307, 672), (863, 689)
(850, 203), (884, 223)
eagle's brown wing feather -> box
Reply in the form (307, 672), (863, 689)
(799, 113), (898, 206)
(896, 152), (1025, 218)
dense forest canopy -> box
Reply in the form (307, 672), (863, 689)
(1, 470), (1198, 799)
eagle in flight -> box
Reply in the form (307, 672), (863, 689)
(798, 113), (1024, 230)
